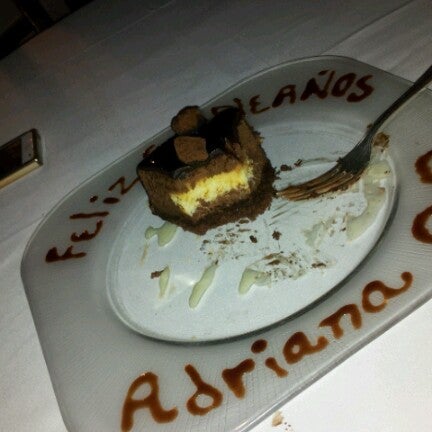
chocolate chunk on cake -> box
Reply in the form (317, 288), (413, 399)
(137, 106), (275, 234)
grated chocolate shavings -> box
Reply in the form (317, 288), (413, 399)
(280, 164), (292, 171)
(272, 230), (281, 240)
(151, 270), (163, 279)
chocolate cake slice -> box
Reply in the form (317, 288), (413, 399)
(137, 106), (275, 234)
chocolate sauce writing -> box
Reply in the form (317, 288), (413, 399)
(121, 272), (413, 431)
(412, 150), (432, 243)
(45, 176), (139, 263)
(412, 205), (432, 244)
(415, 149), (432, 184)
(211, 70), (374, 116)
(45, 246), (86, 262)
(70, 220), (103, 242)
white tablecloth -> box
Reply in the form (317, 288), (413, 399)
(1, 1), (431, 431)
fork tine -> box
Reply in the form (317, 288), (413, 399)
(283, 164), (343, 193)
(276, 165), (343, 198)
(309, 171), (357, 195)
(283, 177), (345, 201)
(278, 169), (360, 201)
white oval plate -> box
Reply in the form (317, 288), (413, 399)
(107, 148), (396, 342)
(21, 57), (432, 432)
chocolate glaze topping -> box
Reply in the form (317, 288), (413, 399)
(138, 108), (242, 178)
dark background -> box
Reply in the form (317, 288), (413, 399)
(0, 0), (93, 59)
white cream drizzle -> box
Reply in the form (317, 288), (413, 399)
(145, 222), (178, 246)
(189, 264), (218, 308)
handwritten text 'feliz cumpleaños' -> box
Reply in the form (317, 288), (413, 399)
(45, 68), (376, 262)
(45, 69), (376, 263)
(211, 69), (375, 117)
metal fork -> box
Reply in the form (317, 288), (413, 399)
(277, 64), (432, 201)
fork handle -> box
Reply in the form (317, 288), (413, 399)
(369, 64), (432, 136)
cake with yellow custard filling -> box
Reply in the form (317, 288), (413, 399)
(137, 106), (275, 234)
